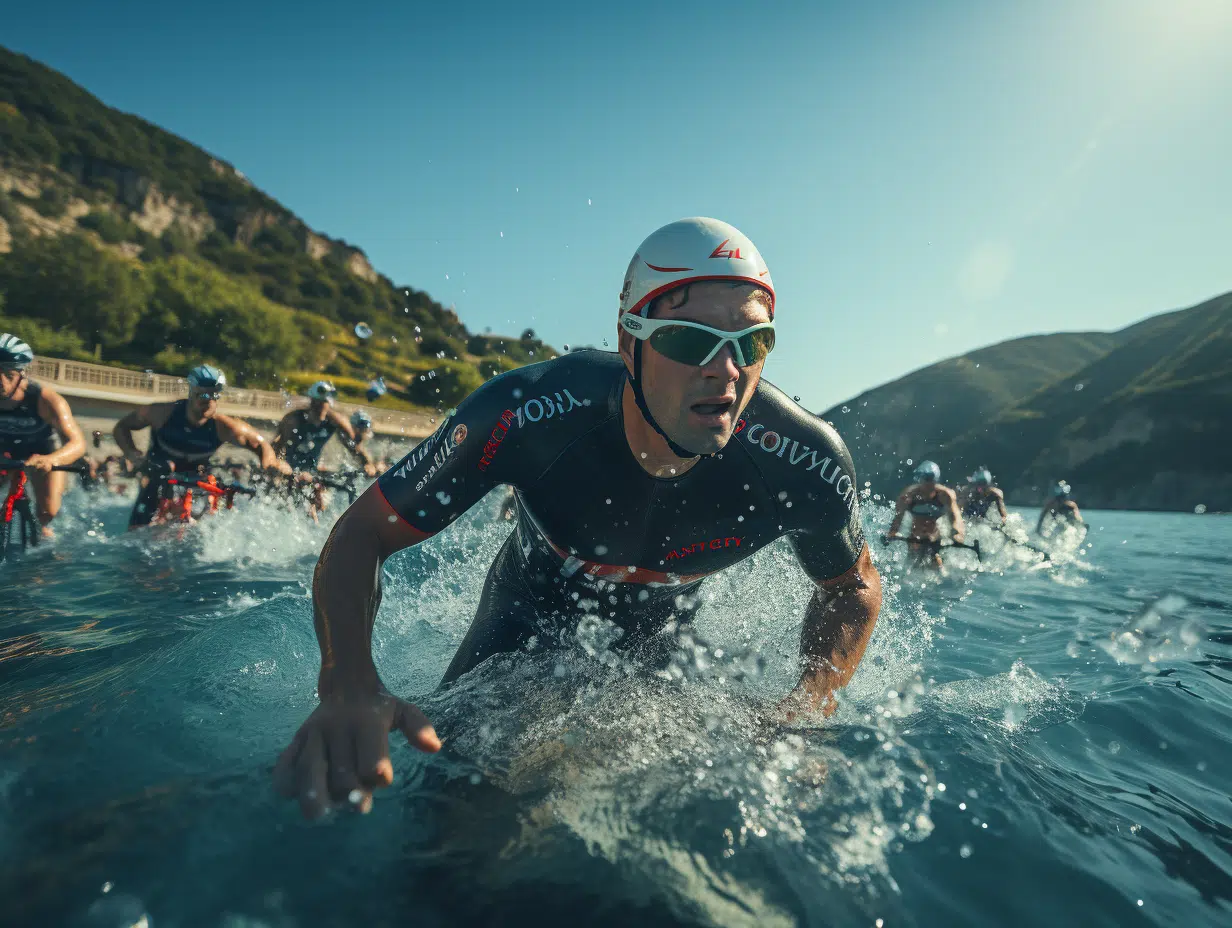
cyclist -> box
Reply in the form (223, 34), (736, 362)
(113, 364), (289, 528)
(0, 333), (87, 536)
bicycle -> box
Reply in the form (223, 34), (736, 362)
(148, 471), (257, 525)
(0, 458), (90, 563)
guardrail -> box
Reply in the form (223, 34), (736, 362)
(30, 357), (434, 437)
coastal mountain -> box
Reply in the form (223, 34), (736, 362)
(824, 291), (1232, 512)
(0, 46), (552, 409)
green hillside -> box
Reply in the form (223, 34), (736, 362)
(824, 291), (1232, 512)
(821, 331), (1119, 484)
(939, 292), (1232, 510)
(0, 45), (552, 411)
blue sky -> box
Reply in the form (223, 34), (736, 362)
(6, 0), (1232, 409)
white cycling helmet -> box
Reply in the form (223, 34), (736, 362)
(618, 217), (775, 320)
(0, 333), (34, 370)
(307, 380), (337, 402)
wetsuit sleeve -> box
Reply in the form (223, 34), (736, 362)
(783, 422), (866, 583)
(376, 373), (527, 534)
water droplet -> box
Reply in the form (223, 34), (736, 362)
(959, 844), (973, 859)
(354, 322), (373, 339)
(564, 344), (571, 351)
(841, 405), (850, 413)
(587, 198), (592, 206)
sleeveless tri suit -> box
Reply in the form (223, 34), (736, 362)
(0, 381), (58, 462)
(129, 400), (224, 527)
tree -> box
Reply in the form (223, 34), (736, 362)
(0, 233), (151, 353)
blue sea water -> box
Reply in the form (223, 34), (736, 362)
(0, 485), (1229, 927)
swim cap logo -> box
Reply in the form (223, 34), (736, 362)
(708, 239), (743, 260)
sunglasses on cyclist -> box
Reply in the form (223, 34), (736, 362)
(619, 314), (776, 368)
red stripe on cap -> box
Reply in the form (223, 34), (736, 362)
(627, 275), (776, 318)
(645, 262), (694, 273)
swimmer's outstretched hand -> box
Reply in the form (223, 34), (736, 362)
(773, 687), (839, 726)
(273, 684), (441, 820)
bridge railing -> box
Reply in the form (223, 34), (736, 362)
(30, 357), (434, 437)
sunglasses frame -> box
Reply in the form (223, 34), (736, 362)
(619, 314), (776, 367)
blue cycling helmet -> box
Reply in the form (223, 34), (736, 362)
(914, 460), (941, 482)
(0, 334), (34, 370)
(186, 364), (226, 391)
(969, 467), (993, 486)
(350, 409), (373, 430)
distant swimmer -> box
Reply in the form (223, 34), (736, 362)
(274, 217), (884, 818)
(0, 333), (87, 536)
(272, 381), (376, 513)
(1037, 480), (1083, 536)
(884, 460), (965, 569)
(113, 364), (290, 528)
(960, 467), (1007, 523)
(348, 410), (388, 474)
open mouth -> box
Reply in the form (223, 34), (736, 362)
(690, 399), (735, 417)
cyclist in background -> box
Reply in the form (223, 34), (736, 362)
(0, 333), (87, 536)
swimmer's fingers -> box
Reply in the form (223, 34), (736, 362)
(355, 721), (394, 790)
(295, 727), (332, 820)
(325, 726), (363, 803)
(272, 727), (306, 799)
(393, 700), (442, 754)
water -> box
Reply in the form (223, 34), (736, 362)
(1, 487), (1229, 927)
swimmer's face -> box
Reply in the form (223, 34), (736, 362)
(187, 392), (219, 418)
(620, 281), (771, 456)
(0, 369), (25, 400)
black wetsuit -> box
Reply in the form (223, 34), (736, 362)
(0, 381), (59, 463)
(377, 350), (866, 683)
(130, 400), (224, 527)
(281, 409), (338, 472)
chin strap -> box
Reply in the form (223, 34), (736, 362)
(629, 341), (708, 460)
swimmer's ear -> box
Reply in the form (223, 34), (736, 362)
(617, 326), (636, 374)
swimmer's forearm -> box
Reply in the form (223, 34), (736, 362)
(313, 512), (384, 695)
(798, 551), (882, 703)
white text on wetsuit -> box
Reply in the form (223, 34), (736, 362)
(744, 423), (857, 510)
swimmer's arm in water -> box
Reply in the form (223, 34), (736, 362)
(993, 487), (1008, 521)
(270, 410), (295, 459)
(113, 402), (172, 468)
(886, 490), (909, 540)
(215, 414), (290, 475)
(1067, 500), (1084, 523)
(943, 486), (965, 542)
(31, 384), (86, 469)
(276, 380), (526, 819)
(331, 408), (376, 476)
(1035, 502), (1051, 534)
(788, 546), (882, 718)
(274, 486), (441, 819)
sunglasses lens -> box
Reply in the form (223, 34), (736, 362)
(647, 325), (723, 366)
(736, 328), (775, 365)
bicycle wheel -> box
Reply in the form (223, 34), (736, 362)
(19, 500), (40, 551)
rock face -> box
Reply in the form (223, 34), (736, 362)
(133, 186), (214, 242)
